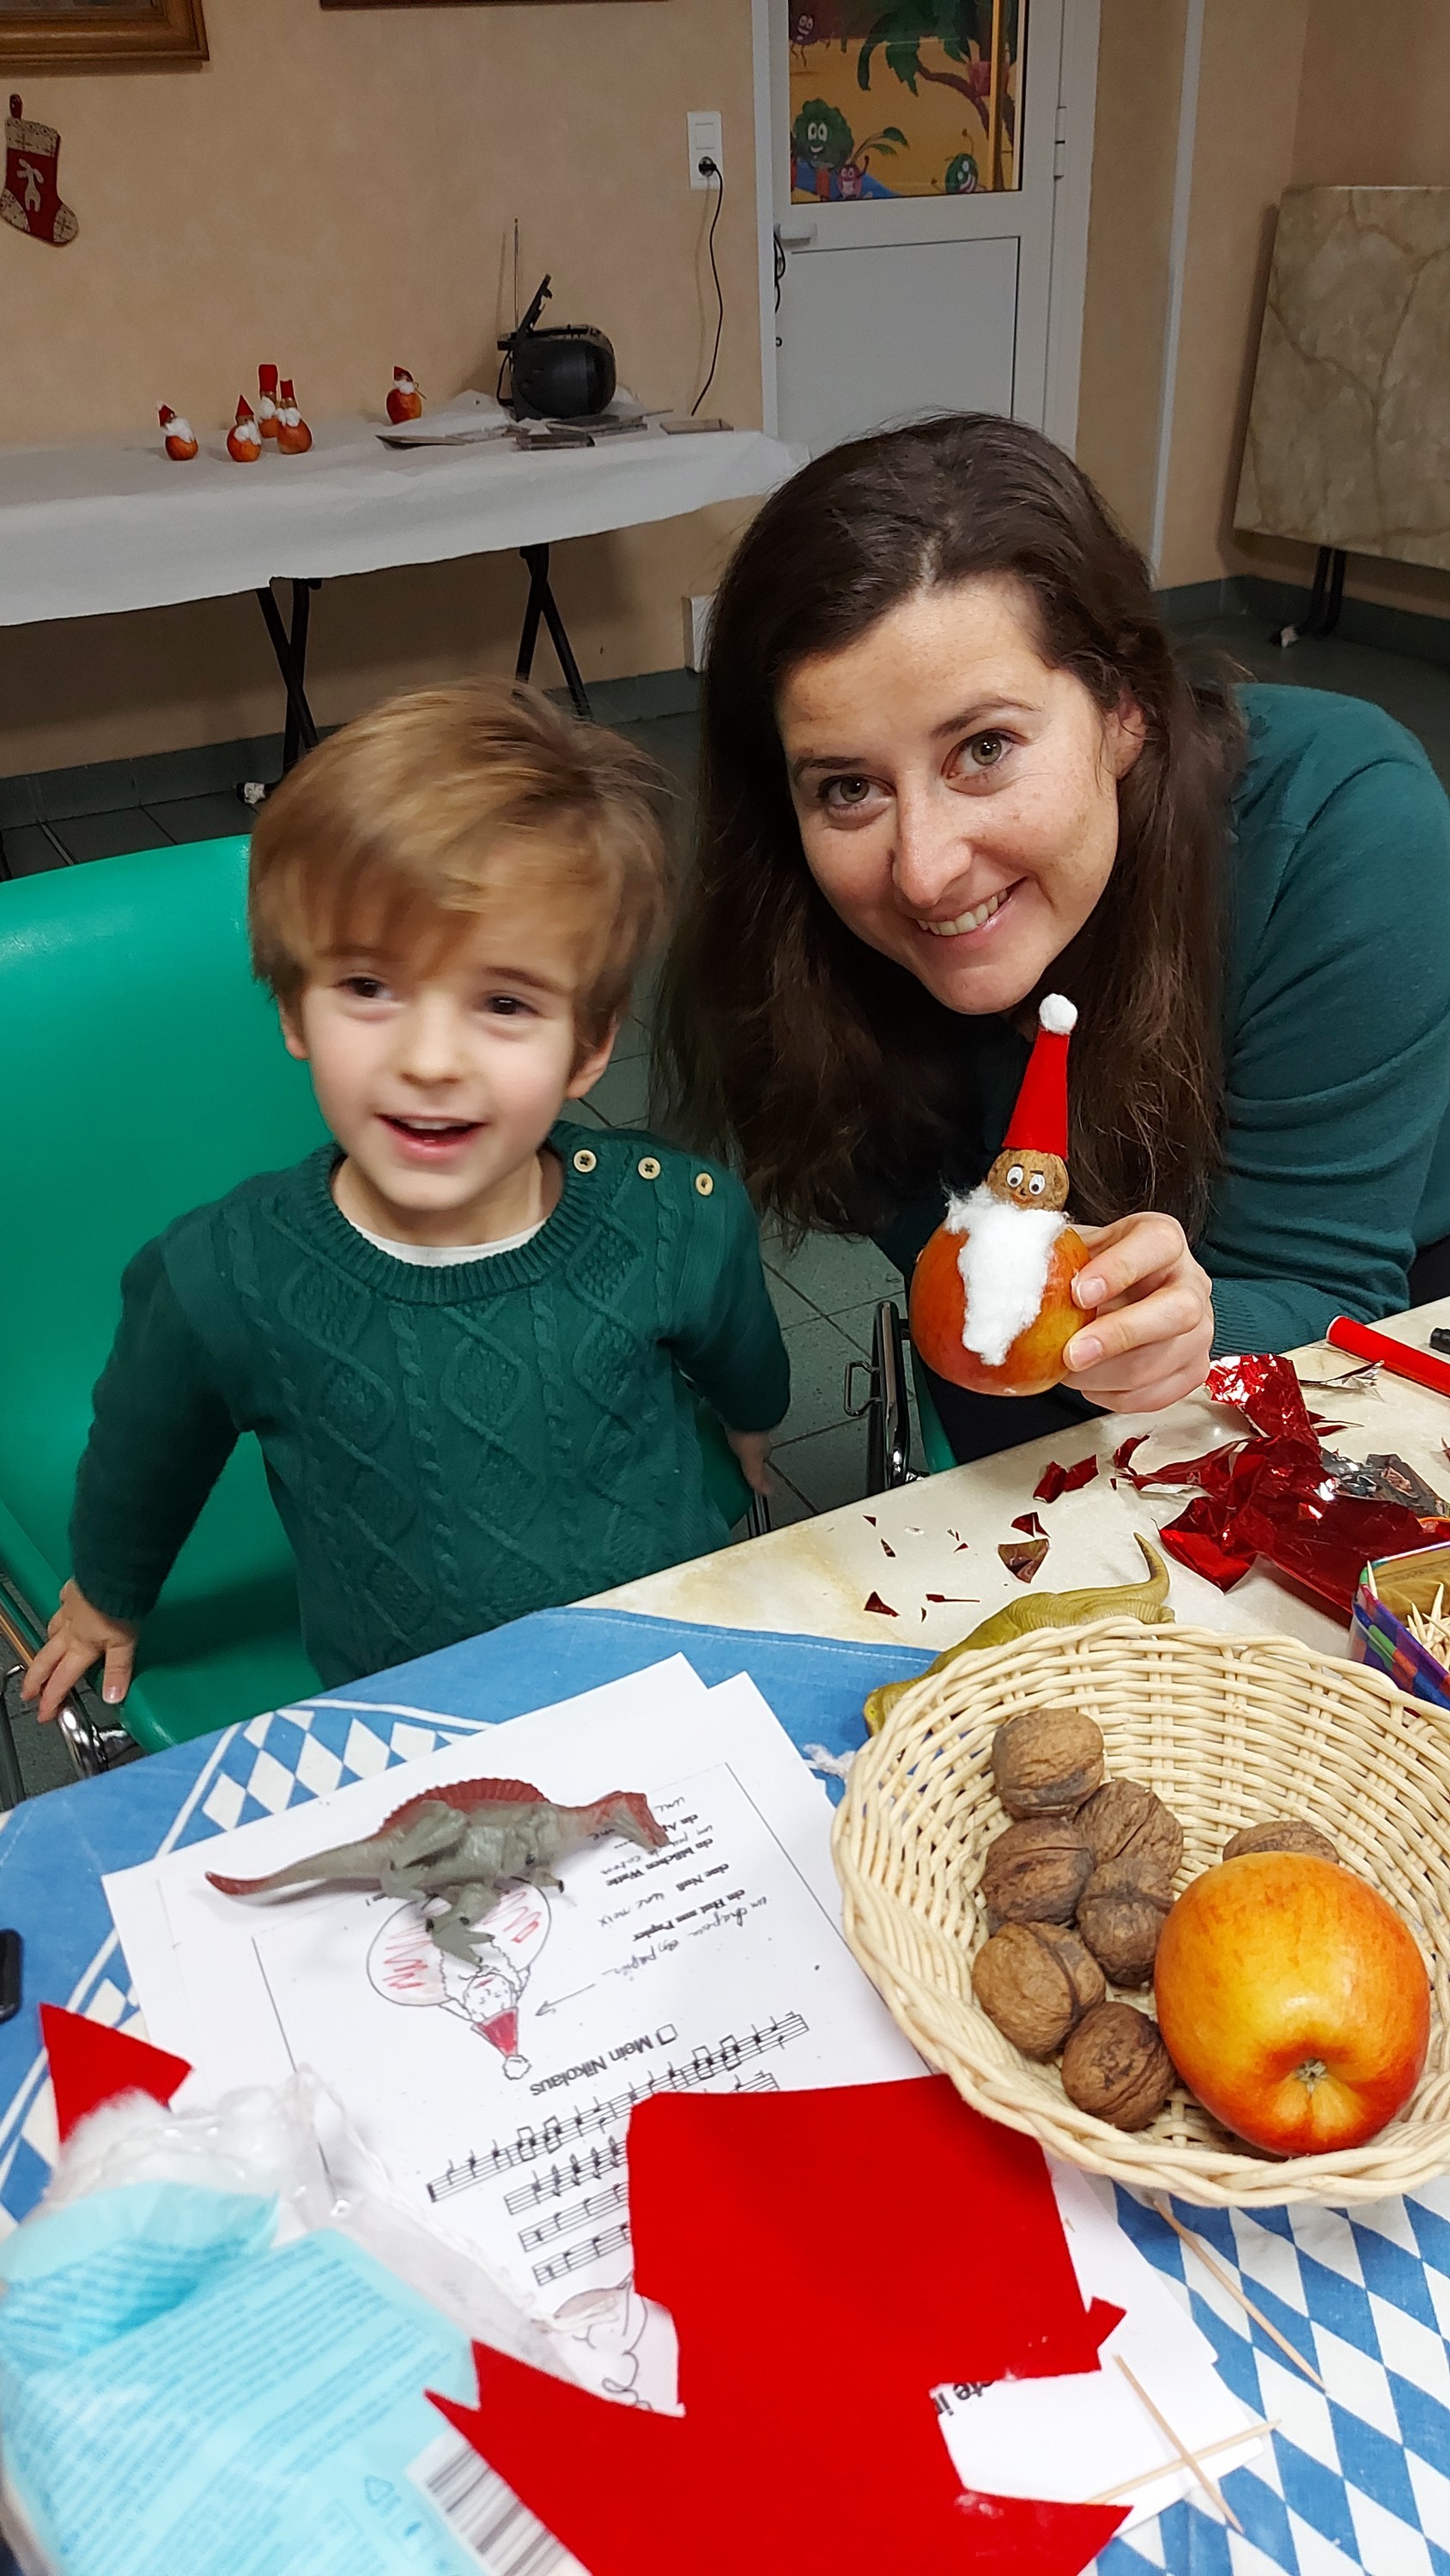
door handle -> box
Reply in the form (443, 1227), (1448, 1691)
(775, 222), (816, 249)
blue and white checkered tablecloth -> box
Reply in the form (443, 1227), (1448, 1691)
(3, 1606), (1448, 2576)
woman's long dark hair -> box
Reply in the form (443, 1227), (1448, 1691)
(658, 414), (1244, 1240)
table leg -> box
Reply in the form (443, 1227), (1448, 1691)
(515, 544), (593, 720)
(255, 580), (321, 770)
(1271, 545), (1347, 648)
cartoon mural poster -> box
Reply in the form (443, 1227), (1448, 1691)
(368, 1880), (551, 2080)
(790, 1), (1022, 202)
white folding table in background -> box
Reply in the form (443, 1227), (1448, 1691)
(0, 414), (804, 846)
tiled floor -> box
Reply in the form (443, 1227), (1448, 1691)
(6, 611), (1450, 1792)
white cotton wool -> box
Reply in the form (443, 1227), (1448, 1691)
(946, 1185), (1065, 1369)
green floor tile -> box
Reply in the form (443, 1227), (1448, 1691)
(583, 1052), (652, 1129)
(772, 1416), (871, 1515)
(762, 1226), (904, 1320)
(777, 1312), (868, 1446)
(0, 823), (69, 878)
(143, 791), (254, 845)
(52, 807), (172, 865)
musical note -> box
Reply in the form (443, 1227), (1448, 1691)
(504, 2136), (625, 2216)
(519, 2177), (628, 2253)
(428, 2012), (809, 2202)
(533, 2222), (631, 2288)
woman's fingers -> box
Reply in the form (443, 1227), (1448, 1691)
(1064, 1276), (1210, 1376)
(1071, 1215), (1190, 1311)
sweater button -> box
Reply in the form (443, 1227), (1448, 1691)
(695, 1171), (714, 1197)
(572, 1146), (598, 1174)
(637, 1155), (661, 1182)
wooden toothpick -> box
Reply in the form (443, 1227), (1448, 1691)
(1114, 2355), (1245, 2531)
(1152, 2196), (1326, 2391)
(1086, 2419), (1278, 2507)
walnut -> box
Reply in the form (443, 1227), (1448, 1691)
(1077, 1855), (1174, 1987)
(971, 1921), (1107, 2057)
(1077, 1778), (1185, 1878)
(980, 1815), (1094, 1929)
(991, 1707), (1105, 1818)
(1060, 2001), (1177, 2130)
(1223, 1819), (1338, 1866)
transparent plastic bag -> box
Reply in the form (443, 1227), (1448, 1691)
(0, 2071), (559, 2576)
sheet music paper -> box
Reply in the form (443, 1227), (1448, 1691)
(106, 1662), (921, 2393)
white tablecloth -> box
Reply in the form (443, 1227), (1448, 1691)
(0, 418), (804, 627)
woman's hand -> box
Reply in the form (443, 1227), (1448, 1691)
(1060, 1214), (1214, 1413)
(21, 1579), (138, 1723)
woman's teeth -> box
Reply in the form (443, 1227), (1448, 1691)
(922, 889), (1009, 939)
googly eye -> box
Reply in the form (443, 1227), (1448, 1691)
(1006, 1163), (1025, 1190)
(1028, 1171), (1046, 1196)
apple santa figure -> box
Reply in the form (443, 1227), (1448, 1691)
(910, 994), (1093, 1400)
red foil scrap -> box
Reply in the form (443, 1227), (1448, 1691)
(1000, 1536), (1050, 1584)
(1118, 1353), (1450, 1610)
(863, 1590), (898, 1617)
(1034, 1457), (1100, 1504)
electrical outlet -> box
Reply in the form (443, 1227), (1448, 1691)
(688, 112), (724, 190)
(683, 592), (716, 671)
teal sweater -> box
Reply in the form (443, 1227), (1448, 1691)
(884, 686), (1450, 1351)
(70, 1127), (790, 1686)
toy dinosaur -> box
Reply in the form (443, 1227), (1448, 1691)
(863, 1535), (1174, 1736)
(207, 1777), (670, 1965)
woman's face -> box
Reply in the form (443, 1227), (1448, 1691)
(776, 574), (1144, 1018)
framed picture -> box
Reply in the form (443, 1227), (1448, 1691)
(0, 0), (208, 73)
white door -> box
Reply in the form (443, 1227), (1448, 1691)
(756, 0), (1094, 455)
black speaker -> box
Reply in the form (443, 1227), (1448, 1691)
(500, 275), (617, 422)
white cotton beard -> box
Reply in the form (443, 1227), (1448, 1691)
(946, 1186), (1065, 1369)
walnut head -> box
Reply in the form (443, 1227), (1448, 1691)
(986, 1148), (1069, 1212)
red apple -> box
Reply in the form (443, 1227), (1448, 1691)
(909, 1218), (1091, 1398)
(1154, 1852), (1430, 2155)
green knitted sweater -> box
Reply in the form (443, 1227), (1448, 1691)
(70, 1127), (790, 1686)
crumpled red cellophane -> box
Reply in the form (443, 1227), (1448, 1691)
(1115, 1353), (1450, 1609)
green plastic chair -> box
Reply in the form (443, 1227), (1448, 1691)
(0, 838), (755, 1768)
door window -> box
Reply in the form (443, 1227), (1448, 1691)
(788, 2), (1024, 204)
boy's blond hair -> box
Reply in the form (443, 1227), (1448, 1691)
(248, 679), (673, 1052)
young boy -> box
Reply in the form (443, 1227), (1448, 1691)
(24, 681), (789, 1719)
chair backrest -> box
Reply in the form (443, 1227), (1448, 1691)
(0, 839), (327, 1577)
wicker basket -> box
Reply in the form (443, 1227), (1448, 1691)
(832, 1617), (1450, 2206)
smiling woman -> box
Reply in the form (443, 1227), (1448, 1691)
(659, 414), (1450, 1460)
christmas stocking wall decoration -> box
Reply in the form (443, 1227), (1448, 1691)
(2, 95), (77, 247)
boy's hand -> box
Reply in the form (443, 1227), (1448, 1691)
(725, 1428), (777, 1498)
(21, 1580), (138, 1722)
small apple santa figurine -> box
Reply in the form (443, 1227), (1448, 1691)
(910, 995), (1094, 1398)
(386, 366), (423, 424)
(275, 377), (312, 455)
(257, 364), (281, 439)
(157, 404), (197, 462)
(227, 396), (262, 463)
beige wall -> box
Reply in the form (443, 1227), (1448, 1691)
(0, 0), (762, 776)
(1073, 0), (1186, 554)
(1251, 0), (1450, 619)
(1083, 0), (1450, 613)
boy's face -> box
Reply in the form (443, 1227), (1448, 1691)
(281, 896), (615, 1243)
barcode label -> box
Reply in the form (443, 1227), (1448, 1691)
(408, 2426), (585, 2576)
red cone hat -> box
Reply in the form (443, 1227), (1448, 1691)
(1002, 994), (1077, 1159)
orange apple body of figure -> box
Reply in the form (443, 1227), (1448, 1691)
(1155, 1851), (1431, 2155)
(909, 993), (1095, 1398)
(386, 366), (423, 423)
(258, 364), (280, 438)
(157, 404), (197, 462)
(227, 396), (262, 463)
(276, 378), (312, 455)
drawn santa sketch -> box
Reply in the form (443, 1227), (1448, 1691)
(367, 1881), (551, 2079)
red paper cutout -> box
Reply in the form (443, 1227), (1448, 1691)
(39, 2003), (191, 2144)
(1012, 1512), (1047, 1536)
(863, 1590), (897, 1616)
(1034, 1457), (1100, 1504)
(925, 1593), (978, 1603)
(1116, 1354), (1450, 1609)
(880, 1538), (896, 1557)
(427, 2075), (1127, 2576)
(627, 2079), (1107, 2398)
(431, 2346), (1123, 2576)
(999, 1536), (1049, 1583)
